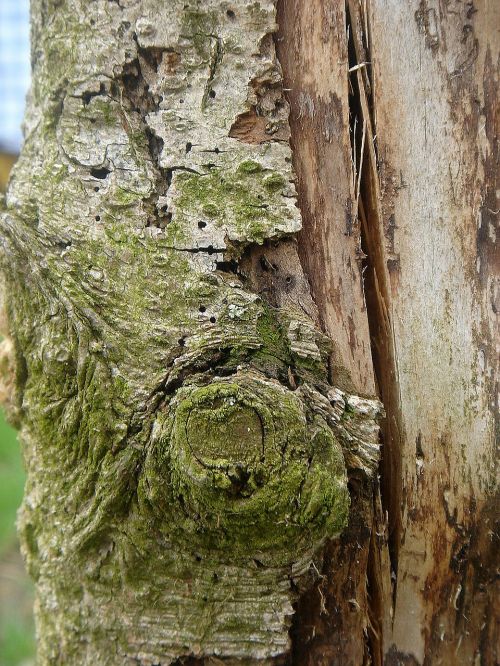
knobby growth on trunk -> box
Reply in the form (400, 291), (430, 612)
(0, 0), (498, 665)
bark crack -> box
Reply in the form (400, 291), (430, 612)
(345, 0), (405, 647)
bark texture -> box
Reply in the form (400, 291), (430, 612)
(0, 0), (498, 665)
(0, 0), (381, 663)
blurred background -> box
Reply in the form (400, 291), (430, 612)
(1, 0), (36, 663)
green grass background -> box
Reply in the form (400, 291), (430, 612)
(0, 410), (35, 665)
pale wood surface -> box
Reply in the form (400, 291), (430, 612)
(369, 1), (499, 662)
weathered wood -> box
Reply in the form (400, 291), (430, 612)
(367, 1), (499, 663)
(0, 0), (497, 663)
(275, 3), (391, 664)
(276, 0), (375, 396)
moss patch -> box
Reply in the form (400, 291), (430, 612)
(142, 372), (349, 566)
(169, 163), (293, 246)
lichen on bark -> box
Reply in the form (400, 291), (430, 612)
(0, 0), (381, 663)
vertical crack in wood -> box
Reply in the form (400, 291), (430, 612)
(345, 0), (405, 648)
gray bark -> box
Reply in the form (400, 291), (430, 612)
(0, 0), (380, 663)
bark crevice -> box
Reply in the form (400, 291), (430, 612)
(345, 0), (404, 599)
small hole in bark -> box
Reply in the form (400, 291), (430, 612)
(195, 553), (202, 562)
(90, 18), (95, 25)
(227, 9), (236, 20)
(179, 98), (184, 103)
(207, 246), (216, 255)
(178, 337), (186, 347)
(212, 573), (219, 583)
(185, 142), (193, 153)
(199, 306), (206, 313)
(208, 89), (216, 99)
(253, 558), (265, 569)
(198, 221), (207, 229)
(215, 259), (238, 274)
(214, 146), (220, 154)
(94, 186), (99, 192)
(82, 82), (106, 106)
(95, 215), (100, 221)
(90, 166), (110, 180)
(209, 316), (216, 324)
(285, 276), (292, 284)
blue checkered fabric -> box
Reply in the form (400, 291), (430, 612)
(0, 0), (31, 154)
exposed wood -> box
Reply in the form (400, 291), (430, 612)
(367, 1), (499, 663)
(275, 3), (393, 664)
(276, 0), (376, 396)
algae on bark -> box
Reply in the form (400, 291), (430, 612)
(0, 0), (381, 662)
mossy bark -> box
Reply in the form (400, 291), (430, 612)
(0, 1), (381, 663)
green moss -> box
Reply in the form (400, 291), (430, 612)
(86, 98), (116, 127)
(201, 202), (218, 217)
(33, 11), (89, 104)
(237, 160), (263, 174)
(141, 373), (349, 565)
(109, 187), (144, 208)
(299, 423), (349, 533)
(293, 351), (327, 382)
(181, 9), (218, 60)
(254, 307), (290, 365)
(170, 166), (289, 246)
(263, 173), (286, 191)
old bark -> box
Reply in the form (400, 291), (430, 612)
(0, 0), (497, 665)
(0, 0), (381, 663)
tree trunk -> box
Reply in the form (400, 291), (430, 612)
(0, 1), (497, 665)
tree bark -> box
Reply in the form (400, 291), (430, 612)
(0, 1), (497, 665)
(0, 0), (381, 663)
